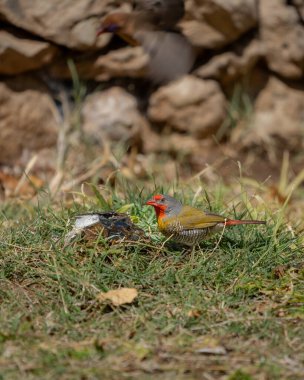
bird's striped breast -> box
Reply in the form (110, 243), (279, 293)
(158, 218), (218, 246)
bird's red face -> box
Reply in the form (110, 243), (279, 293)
(146, 194), (168, 219)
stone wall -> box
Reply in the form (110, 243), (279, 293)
(0, 0), (303, 165)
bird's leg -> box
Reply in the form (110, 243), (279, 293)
(191, 246), (199, 264)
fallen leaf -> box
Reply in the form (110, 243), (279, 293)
(273, 265), (287, 279)
(97, 288), (138, 306)
(276, 308), (286, 317)
(0, 171), (43, 199)
(187, 309), (201, 318)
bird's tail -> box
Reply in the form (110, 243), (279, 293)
(225, 219), (266, 226)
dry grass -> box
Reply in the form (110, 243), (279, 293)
(1, 74), (304, 379)
(1, 172), (304, 379)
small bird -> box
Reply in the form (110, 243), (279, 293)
(146, 194), (266, 246)
(97, 0), (195, 83)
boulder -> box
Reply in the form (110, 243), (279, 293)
(48, 47), (148, 81)
(183, 0), (258, 48)
(148, 75), (227, 138)
(235, 76), (304, 147)
(195, 40), (264, 85)
(0, 0), (126, 50)
(94, 47), (148, 81)
(81, 87), (149, 147)
(293, 0), (304, 20)
(260, 0), (304, 79)
(0, 29), (58, 75)
(0, 76), (60, 165)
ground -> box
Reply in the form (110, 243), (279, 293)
(1, 177), (304, 380)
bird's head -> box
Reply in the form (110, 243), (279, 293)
(97, 13), (130, 36)
(146, 194), (182, 219)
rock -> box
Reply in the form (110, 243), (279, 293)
(48, 47), (148, 81)
(0, 0), (125, 50)
(234, 76), (304, 147)
(148, 75), (227, 138)
(81, 87), (149, 147)
(293, 0), (304, 20)
(0, 29), (58, 75)
(94, 47), (148, 81)
(181, 20), (227, 49)
(183, 0), (258, 48)
(195, 40), (264, 85)
(0, 76), (60, 165)
(260, 0), (304, 79)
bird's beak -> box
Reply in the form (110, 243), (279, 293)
(145, 199), (157, 206)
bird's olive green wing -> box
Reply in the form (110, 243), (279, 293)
(176, 206), (226, 229)
(133, 0), (185, 28)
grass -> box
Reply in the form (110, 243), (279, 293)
(0, 179), (304, 380)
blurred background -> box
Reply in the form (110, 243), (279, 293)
(0, 0), (304, 200)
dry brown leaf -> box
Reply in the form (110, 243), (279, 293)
(187, 309), (201, 318)
(97, 288), (138, 306)
(0, 171), (44, 199)
(273, 265), (287, 279)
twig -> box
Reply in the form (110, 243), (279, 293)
(14, 155), (38, 196)
(51, 254), (68, 314)
(210, 221), (227, 255)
